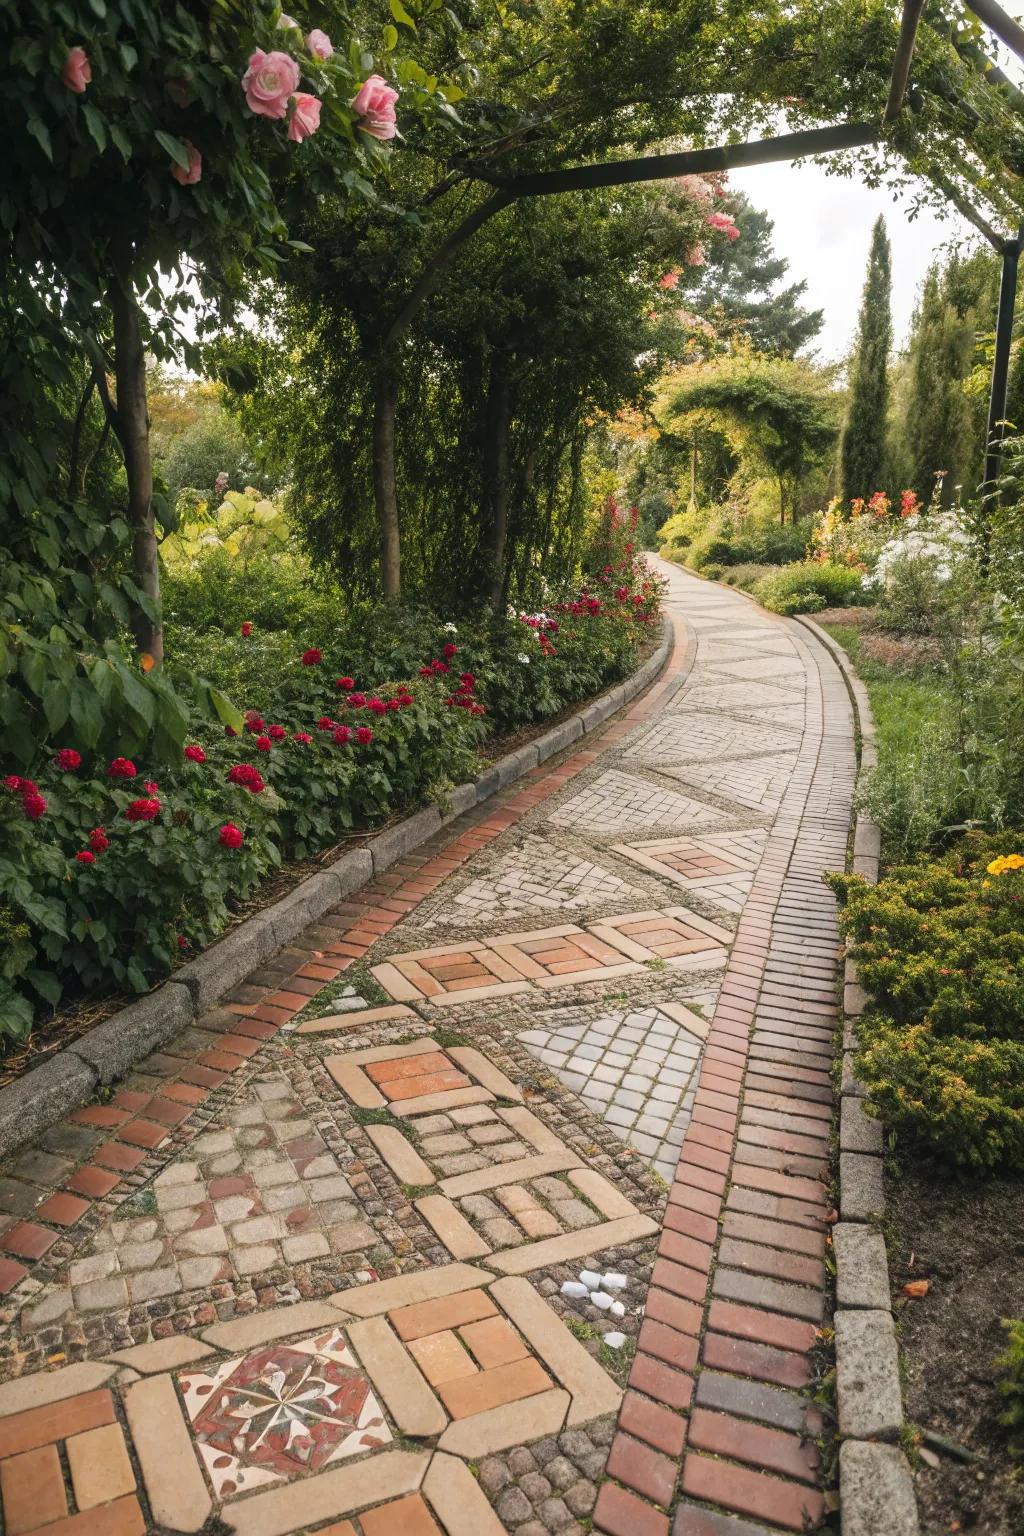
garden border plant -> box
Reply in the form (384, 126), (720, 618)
(0, 610), (673, 1162)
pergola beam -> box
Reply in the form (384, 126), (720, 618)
(885, 0), (927, 120)
(964, 0), (1024, 68)
(472, 122), (880, 198)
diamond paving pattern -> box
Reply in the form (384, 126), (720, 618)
(629, 712), (800, 764)
(655, 753), (799, 813)
(419, 835), (641, 928)
(612, 832), (766, 914)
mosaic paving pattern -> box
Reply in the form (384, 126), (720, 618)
(547, 768), (734, 834)
(518, 1002), (710, 1182)
(653, 751), (799, 813)
(611, 831), (767, 914)
(418, 835), (642, 928)
(628, 710), (800, 763)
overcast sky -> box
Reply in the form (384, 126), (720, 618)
(729, 12), (1023, 364)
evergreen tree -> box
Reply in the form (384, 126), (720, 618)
(900, 263), (977, 503)
(839, 216), (892, 499)
(694, 195), (824, 356)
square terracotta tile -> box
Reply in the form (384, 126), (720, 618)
(179, 1326), (391, 1500)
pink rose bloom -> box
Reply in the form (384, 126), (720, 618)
(242, 50), (301, 120)
(307, 29), (333, 59)
(659, 270), (680, 291)
(288, 92), (322, 143)
(706, 211), (740, 240)
(63, 46), (91, 94)
(685, 242), (706, 267)
(351, 75), (399, 141)
(171, 140), (202, 186)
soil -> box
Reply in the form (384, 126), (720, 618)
(1, 640), (659, 1086)
(887, 1164), (1024, 1535)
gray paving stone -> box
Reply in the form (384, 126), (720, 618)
(840, 1152), (886, 1221)
(839, 1440), (919, 1536)
(836, 1308), (903, 1439)
(834, 1223), (891, 1310)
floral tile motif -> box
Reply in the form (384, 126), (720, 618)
(179, 1326), (391, 1498)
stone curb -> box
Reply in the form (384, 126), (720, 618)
(0, 619), (673, 1162)
(799, 615), (919, 1536)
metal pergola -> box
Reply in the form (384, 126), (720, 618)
(420, 0), (1024, 497)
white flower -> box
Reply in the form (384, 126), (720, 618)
(517, 652), (531, 664)
(278, 12), (299, 28)
(443, 622), (458, 633)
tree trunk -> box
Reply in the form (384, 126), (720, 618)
(480, 356), (512, 607)
(372, 365), (401, 599)
(109, 255), (162, 665)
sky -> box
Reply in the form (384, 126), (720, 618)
(729, 12), (1024, 364)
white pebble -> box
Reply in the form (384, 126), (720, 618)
(560, 1281), (588, 1299)
(579, 1269), (601, 1288)
(609, 1300), (625, 1318)
(603, 1331), (627, 1349)
(590, 1291), (614, 1310)
(601, 1272), (627, 1291)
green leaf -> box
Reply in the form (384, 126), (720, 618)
(26, 117), (52, 162)
(117, 663), (155, 729)
(82, 103), (107, 153)
(69, 679), (104, 748)
(42, 680), (69, 734)
(154, 130), (191, 171)
(383, 23), (399, 49)
(87, 0), (106, 15)
(209, 686), (244, 734)
(109, 123), (132, 162)
(389, 0), (417, 27)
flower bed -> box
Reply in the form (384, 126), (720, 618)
(0, 561), (662, 1040)
(830, 833), (1024, 1173)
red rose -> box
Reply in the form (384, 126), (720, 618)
(244, 712), (265, 733)
(367, 698), (386, 715)
(23, 792), (47, 820)
(268, 724), (286, 741)
(386, 699), (400, 711)
(355, 726), (373, 745)
(108, 757), (137, 778)
(184, 744), (206, 763)
(460, 673), (475, 687)
(470, 703), (485, 715)
(227, 764), (265, 793)
(335, 676), (355, 690)
(177, 934), (189, 950)
(55, 748), (82, 771)
(241, 621), (253, 637)
(89, 827), (109, 853)
(442, 642), (457, 659)
(616, 586), (628, 601)
(255, 735), (272, 752)
(418, 667), (433, 679)
(75, 850), (95, 865)
(4, 775), (22, 792)
(144, 779), (159, 793)
(432, 661), (450, 674)
(124, 797), (160, 822)
(317, 717), (335, 731)
(293, 731), (313, 744)
(219, 822), (244, 849)
(302, 648), (322, 666)
(333, 725), (352, 744)
(346, 692), (366, 707)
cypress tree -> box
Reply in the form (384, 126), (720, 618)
(901, 264), (975, 503)
(840, 216), (892, 499)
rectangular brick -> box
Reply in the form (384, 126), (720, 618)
(619, 1390), (686, 1457)
(66, 1421), (136, 1509)
(645, 1287), (703, 1336)
(390, 1289), (497, 1341)
(437, 1356), (550, 1418)
(682, 1451), (824, 1532)
(629, 1352), (694, 1412)
(721, 1212), (825, 1258)
(651, 1257), (708, 1304)
(702, 1331), (812, 1390)
(688, 1408), (818, 1484)
(638, 1319), (699, 1372)
(0, 1389), (115, 1457)
(707, 1300), (817, 1356)
(0, 1442), (67, 1532)
(593, 1480), (670, 1536)
(607, 1430), (677, 1505)
(717, 1238), (824, 1289)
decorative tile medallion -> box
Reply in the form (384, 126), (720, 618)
(180, 1326), (391, 1498)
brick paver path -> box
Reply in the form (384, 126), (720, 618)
(0, 562), (855, 1535)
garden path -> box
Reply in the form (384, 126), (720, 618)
(0, 561), (855, 1536)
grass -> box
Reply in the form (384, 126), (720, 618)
(820, 623), (950, 759)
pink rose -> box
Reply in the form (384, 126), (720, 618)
(63, 46), (91, 94)
(351, 75), (399, 141)
(685, 242), (706, 267)
(307, 29), (333, 59)
(288, 92), (322, 143)
(242, 50), (301, 120)
(170, 139), (202, 186)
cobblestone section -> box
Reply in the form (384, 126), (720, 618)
(0, 563), (855, 1536)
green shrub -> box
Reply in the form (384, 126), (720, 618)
(721, 563), (774, 592)
(701, 563), (725, 582)
(995, 1319), (1024, 1458)
(829, 834), (1024, 1172)
(729, 520), (811, 566)
(753, 561), (868, 612)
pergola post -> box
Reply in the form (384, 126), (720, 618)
(983, 223), (1024, 492)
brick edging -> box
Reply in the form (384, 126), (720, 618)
(0, 620), (674, 1164)
(799, 616), (920, 1536)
